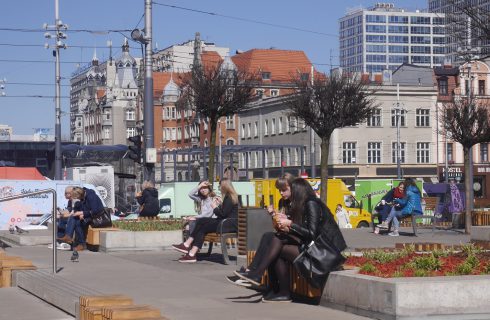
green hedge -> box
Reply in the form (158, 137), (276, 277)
(112, 219), (183, 231)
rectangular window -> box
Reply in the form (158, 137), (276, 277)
(391, 109), (406, 127)
(447, 143), (454, 162)
(367, 142), (381, 164)
(226, 115), (235, 129)
(417, 142), (430, 163)
(439, 78), (448, 95)
(389, 16), (408, 24)
(177, 127), (182, 140)
(433, 26), (445, 34)
(261, 72), (271, 80)
(479, 80), (486, 96)
(264, 119), (269, 136)
(481, 143), (489, 162)
(411, 56), (431, 64)
(366, 35), (386, 43)
(411, 46), (431, 54)
(342, 142), (357, 164)
(271, 118), (276, 135)
(366, 15), (386, 23)
(270, 89), (279, 97)
(126, 127), (136, 138)
(389, 55), (409, 64)
(241, 124), (245, 139)
(411, 16), (431, 25)
(171, 107), (176, 119)
(391, 142), (406, 164)
(366, 45), (386, 53)
(388, 25), (408, 33)
(411, 26), (431, 34)
(433, 46), (445, 54)
(286, 116), (291, 133)
(247, 123), (251, 138)
(388, 45), (409, 53)
(433, 17), (444, 25)
(433, 37), (445, 44)
(254, 121), (258, 138)
(388, 36), (409, 43)
(367, 108), (382, 127)
(125, 110), (135, 121)
(278, 117), (283, 134)
(411, 36), (431, 44)
(366, 24), (386, 33)
(416, 108), (430, 127)
(103, 128), (110, 139)
(366, 55), (386, 63)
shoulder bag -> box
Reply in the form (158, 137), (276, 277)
(293, 210), (346, 288)
(90, 208), (112, 228)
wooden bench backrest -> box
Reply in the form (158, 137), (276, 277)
(423, 197), (438, 211)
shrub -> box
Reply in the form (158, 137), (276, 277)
(414, 269), (428, 277)
(360, 263), (376, 273)
(112, 219), (183, 231)
(408, 253), (443, 271)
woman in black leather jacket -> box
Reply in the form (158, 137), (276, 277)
(236, 178), (346, 303)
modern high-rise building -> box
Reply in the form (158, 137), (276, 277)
(429, 0), (490, 61)
(339, 3), (446, 73)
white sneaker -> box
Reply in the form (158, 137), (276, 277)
(377, 221), (390, 229)
(388, 230), (399, 237)
(47, 243), (72, 250)
(374, 227), (380, 234)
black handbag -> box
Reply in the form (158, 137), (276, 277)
(293, 212), (346, 288)
(90, 208), (112, 228)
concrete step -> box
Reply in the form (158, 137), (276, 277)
(14, 269), (103, 316)
(0, 230), (52, 246)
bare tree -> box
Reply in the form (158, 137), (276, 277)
(178, 61), (257, 185)
(441, 96), (490, 233)
(444, 0), (490, 57)
(287, 72), (378, 203)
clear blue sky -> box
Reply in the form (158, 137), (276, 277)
(0, 0), (427, 136)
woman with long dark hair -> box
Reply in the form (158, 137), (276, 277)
(172, 178), (239, 263)
(235, 178), (346, 302)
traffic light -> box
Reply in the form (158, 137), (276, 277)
(128, 135), (142, 163)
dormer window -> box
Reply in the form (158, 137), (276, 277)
(262, 72), (271, 80)
(301, 73), (309, 81)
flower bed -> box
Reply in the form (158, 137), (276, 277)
(112, 219), (182, 231)
(345, 244), (490, 278)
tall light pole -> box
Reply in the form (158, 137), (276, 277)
(310, 66), (316, 178)
(132, 0), (154, 182)
(394, 84), (403, 179)
(456, 17), (480, 211)
(44, 0), (67, 180)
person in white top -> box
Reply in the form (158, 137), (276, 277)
(335, 204), (351, 229)
(185, 180), (217, 234)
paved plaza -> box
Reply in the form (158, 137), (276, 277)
(0, 227), (472, 320)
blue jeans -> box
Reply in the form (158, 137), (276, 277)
(64, 216), (86, 245)
(57, 218), (68, 238)
(386, 207), (404, 230)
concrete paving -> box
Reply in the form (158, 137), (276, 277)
(0, 287), (74, 320)
(0, 227), (472, 320)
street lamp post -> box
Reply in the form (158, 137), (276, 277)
(131, 0), (154, 182)
(44, 0), (67, 180)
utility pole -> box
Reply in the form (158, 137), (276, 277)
(310, 65), (316, 178)
(395, 83), (403, 179)
(44, 0), (67, 180)
(457, 17), (479, 211)
(131, 0), (154, 182)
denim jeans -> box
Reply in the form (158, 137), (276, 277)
(64, 216), (86, 245)
(57, 218), (68, 238)
(386, 207), (404, 230)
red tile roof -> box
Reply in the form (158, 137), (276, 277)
(231, 49), (313, 82)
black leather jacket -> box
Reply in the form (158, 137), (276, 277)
(290, 197), (347, 252)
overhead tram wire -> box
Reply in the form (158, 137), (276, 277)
(152, 1), (338, 38)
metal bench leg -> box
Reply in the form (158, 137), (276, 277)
(411, 215), (417, 236)
(220, 235), (229, 265)
(206, 242), (213, 256)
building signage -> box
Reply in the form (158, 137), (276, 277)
(441, 166), (464, 182)
(0, 129), (10, 141)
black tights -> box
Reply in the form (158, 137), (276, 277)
(249, 233), (300, 295)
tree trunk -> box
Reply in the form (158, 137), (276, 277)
(320, 137), (330, 204)
(464, 147), (472, 234)
(208, 120), (217, 186)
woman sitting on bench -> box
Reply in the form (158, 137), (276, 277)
(172, 178), (239, 263)
(184, 180), (216, 236)
(377, 178), (423, 237)
(235, 178), (346, 303)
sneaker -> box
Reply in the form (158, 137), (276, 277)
(234, 271), (262, 287)
(225, 275), (252, 288)
(262, 292), (292, 303)
(388, 230), (399, 237)
(178, 253), (197, 263)
(377, 221), (390, 229)
(172, 243), (190, 254)
(374, 227), (380, 235)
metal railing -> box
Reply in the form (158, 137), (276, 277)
(0, 189), (58, 274)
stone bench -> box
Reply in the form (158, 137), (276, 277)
(86, 227), (120, 251)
